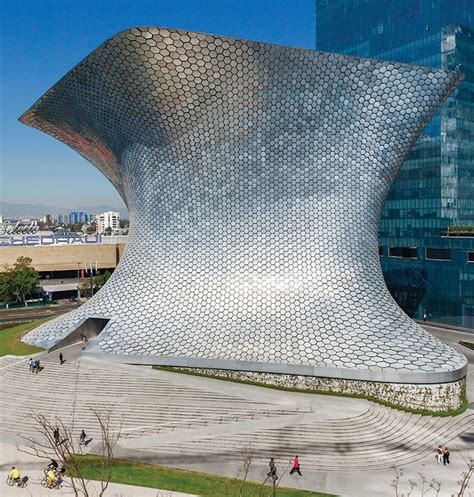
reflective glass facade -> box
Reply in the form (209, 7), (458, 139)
(316, 0), (474, 328)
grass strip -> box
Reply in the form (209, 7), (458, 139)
(0, 319), (47, 356)
(76, 455), (335, 497)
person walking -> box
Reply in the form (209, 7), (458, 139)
(59, 352), (64, 365)
(53, 427), (60, 445)
(436, 445), (443, 464)
(28, 358), (33, 372)
(290, 455), (302, 476)
(267, 458), (278, 481)
(79, 429), (92, 446)
(443, 447), (450, 465)
(79, 429), (86, 445)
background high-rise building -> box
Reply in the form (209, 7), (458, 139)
(316, 0), (474, 328)
(68, 211), (78, 225)
(67, 210), (93, 225)
(96, 211), (120, 234)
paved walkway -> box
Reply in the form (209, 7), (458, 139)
(0, 325), (472, 497)
(421, 323), (474, 401)
(0, 438), (195, 497)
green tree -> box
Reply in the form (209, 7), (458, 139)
(81, 280), (92, 298)
(94, 271), (112, 289)
(3, 257), (42, 304)
(0, 271), (15, 303)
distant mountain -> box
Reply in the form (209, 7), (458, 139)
(0, 201), (128, 219)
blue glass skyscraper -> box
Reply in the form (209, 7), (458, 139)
(316, 0), (474, 328)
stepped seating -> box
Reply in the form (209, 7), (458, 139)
(0, 358), (304, 440)
(0, 355), (24, 368)
(1, 355), (472, 472)
(150, 408), (474, 471)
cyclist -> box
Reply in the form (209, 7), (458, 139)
(46, 468), (57, 488)
(8, 466), (21, 486)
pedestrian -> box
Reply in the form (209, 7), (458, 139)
(59, 352), (64, 365)
(267, 458), (278, 481)
(79, 429), (92, 446)
(79, 429), (86, 445)
(290, 455), (302, 476)
(53, 427), (60, 445)
(436, 445), (443, 464)
(443, 447), (450, 465)
(423, 312), (427, 322)
(28, 358), (33, 372)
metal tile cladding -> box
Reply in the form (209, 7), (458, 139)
(19, 27), (467, 383)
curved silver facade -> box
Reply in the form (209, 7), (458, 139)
(20, 27), (467, 383)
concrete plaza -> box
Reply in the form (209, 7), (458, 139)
(0, 325), (472, 497)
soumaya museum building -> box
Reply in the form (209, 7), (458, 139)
(20, 26), (468, 410)
(316, 0), (474, 328)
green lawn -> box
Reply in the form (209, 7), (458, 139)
(77, 455), (335, 497)
(0, 320), (45, 356)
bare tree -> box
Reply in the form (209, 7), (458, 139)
(17, 409), (121, 497)
(392, 469), (442, 497)
(392, 468), (419, 497)
(258, 457), (292, 497)
(238, 444), (253, 497)
(270, 459), (292, 497)
(392, 455), (474, 497)
(457, 455), (473, 497)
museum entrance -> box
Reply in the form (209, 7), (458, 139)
(48, 317), (110, 351)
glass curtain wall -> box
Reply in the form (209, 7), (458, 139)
(316, 0), (474, 327)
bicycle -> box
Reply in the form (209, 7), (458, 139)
(41, 475), (62, 489)
(6, 475), (28, 488)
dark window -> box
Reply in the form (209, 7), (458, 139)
(468, 252), (474, 263)
(378, 246), (383, 256)
(389, 246), (417, 259)
(425, 248), (451, 261)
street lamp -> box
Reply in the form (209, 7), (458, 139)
(76, 262), (81, 306)
(84, 261), (97, 299)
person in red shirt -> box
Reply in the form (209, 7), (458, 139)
(290, 455), (302, 476)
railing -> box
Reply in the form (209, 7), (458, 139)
(443, 226), (474, 237)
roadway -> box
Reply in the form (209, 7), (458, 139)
(0, 301), (79, 324)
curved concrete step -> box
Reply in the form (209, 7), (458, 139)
(2, 354), (471, 473)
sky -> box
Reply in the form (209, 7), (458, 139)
(0, 0), (315, 210)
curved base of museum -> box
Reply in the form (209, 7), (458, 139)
(79, 346), (467, 413)
(157, 367), (467, 413)
(24, 312), (468, 413)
